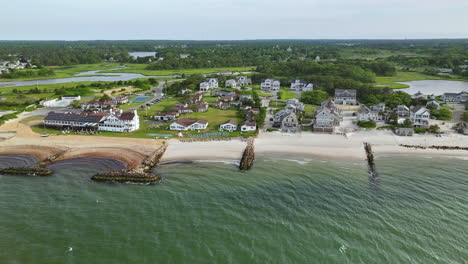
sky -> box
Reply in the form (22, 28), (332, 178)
(1, 0), (468, 40)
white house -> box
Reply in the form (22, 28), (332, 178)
(334, 89), (357, 105)
(99, 110), (140, 132)
(225, 79), (240, 89)
(261, 79), (281, 91)
(410, 106), (431, 128)
(219, 120), (238, 132)
(357, 106), (383, 121)
(290, 80), (313, 91)
(235, 76), (252, 86)
(154, 112), (179, 121)
(199, 78), (219, 91)
(169, 118), (208, 131)
(313, 99), (342, 132)
(241, 121), (257, 132)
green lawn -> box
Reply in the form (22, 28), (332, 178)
(184, 108), (241, 130)
(304, 105), (316, 117)
(278, 89), (296, 100)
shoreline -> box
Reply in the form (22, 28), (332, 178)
(0, 116), (467, 167)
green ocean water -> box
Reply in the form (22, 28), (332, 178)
(0, 155), (467, 263)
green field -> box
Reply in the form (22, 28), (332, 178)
(278, 89), (296, 100)
(0, 63), (255, 83)
(0, 63), (120, 82)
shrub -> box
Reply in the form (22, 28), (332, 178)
(357, 120), (376, 128)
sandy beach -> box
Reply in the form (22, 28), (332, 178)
(162, 130), (468, 163)
(1, 115), (467, 166)
(0, 116), (165, 169)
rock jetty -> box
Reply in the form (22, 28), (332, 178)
(239, 137), (255, 170)
(91, 142), (168, 184)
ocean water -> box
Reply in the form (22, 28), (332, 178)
(0, 155), (467, 263)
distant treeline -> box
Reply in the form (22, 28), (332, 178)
(1, 39), (467, 68)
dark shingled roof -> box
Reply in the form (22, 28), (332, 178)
(44, 112), (105, 123)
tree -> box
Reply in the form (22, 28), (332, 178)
(300, 90), (329, 105)
(403, 119), (413, 128)
(99, 94), (111, 101)
(428, 125), (440, 133)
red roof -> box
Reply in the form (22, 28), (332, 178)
(119, 112), (135, 120)
(175, 118), (208, 126)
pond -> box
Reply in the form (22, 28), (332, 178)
(0, 68), (178, 88)
(128, 52), (157, 58)
(396, 80), (468, 95)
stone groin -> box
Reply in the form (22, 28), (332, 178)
(91, 170), (161, 184)
(0, 166), (53, 176)
(239, 137), (255, 171)
(91, 142), (168, 185)
(399, 144), (468, 151)
(364, 142), (378, 177)
(141, 142), (168, 172)
(0, 150), (68, 176)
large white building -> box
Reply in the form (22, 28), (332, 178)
(44, 110), (140, 132)
(334, 89), (357, 105)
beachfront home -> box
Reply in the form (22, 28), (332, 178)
(290, 80), (314, 91)
(169, 118), (208, 131)
(154, 112), (179, 121)
(261, 79), (281, 91)
(241, 121), (257, 132)
(273, 109), (293, 127)
(44, 110), (140, 132)
(225, 79), (240, 89)
(334, 89), (357, 105)
(236, 76), (252, 86)
(199, 78), (219, 91)
(219, 120), (238, 132)
(281, 111), (299, 133)
(313, 100), (342, 132)
(394, 127), (414, 136)
(410, 106), (431, 128)
(395, 105), (410, 118)
(426, 100), (441, 109)
(99, 110), (140, 132)
(442, 92), (468, 103)
(357, 106), (383, 122)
